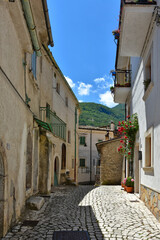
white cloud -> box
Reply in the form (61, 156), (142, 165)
(94, 77), (105, 83)
(65, 76), (75, 88)
(93, 75), (114, 90)
(78, 82), (92, 96)
(99, 91), (118, 108)
(79, 100), (83, 103)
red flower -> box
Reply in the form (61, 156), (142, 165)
(128, 152), (131, 155)
(124, 136), (128, 139)
(118, 121), (121, 125)
(125, 124), (128, 128)
(119, 146), (123, 149)
(122, 121), (124, 124)
(129, 121), (132, 124)
(118, 148), (120, 152)
(120, 140), (124, 143)
(124, 132), (126, 134)
(126, 115), (130, 118)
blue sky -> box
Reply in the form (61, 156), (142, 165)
(47, 0), (120, 108)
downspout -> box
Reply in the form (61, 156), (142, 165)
(21, 0), (42, 56)
(74, 107), (77, 182)
(90, 130), (92, 183)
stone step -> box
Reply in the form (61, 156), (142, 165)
(26, 196), (45, 210)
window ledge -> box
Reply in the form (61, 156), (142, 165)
(143, 167), (154, 173)
(142, 81), (154, 101)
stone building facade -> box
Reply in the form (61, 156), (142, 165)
(96, 138), (123, 185)
(0, 0), (79, 237)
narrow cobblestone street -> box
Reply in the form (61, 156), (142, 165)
(2, 186), (160, 240)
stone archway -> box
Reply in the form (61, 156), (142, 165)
(61, 143), (66, 170)
(54, 157), (59, 186)
(26, 132), (32, 190)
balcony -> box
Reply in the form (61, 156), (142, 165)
(119, 0), (157, 57)
(40, 107), (66, 141)
(111, 70), (131, 103)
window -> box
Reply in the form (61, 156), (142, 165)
(54, 72), (56, 78)
(80, 136), (86, 145)
(65, 97), (68, 107)
(31, 51), (37, 79)
(80, 158), (85, 167)
(144, 127), (154, 169)
(56, 82), (60, 94)
(68, 131), (70, 143)
(46, 103), (50, 119)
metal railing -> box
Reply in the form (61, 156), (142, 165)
(40, 107), (66, 141)
(113, 69), (131, 87)
(124, 0), (156, 4)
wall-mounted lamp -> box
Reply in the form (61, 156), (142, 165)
(138, 151), (142, 161)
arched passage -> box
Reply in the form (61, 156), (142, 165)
(26, 132), (32, 189)
(54, 157), (59, 186)
(61, 143), (66, 170)
(0, 153), (4, 238)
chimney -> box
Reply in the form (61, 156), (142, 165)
(110, 121), (115, 131)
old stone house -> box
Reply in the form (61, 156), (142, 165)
(0, 0), (79, 237)
(78, 123), (116, 184)
(112, 0), (160, 222)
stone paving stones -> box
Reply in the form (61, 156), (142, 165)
(2, 185), (160, 240)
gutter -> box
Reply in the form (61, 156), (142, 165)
(21, 0), (42, 56)
(41, 0), (54, 47)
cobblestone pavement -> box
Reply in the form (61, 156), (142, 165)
(2, 185), (160, 240)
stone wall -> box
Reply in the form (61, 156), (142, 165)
(98, 138), (123, 185)
(141, 184), (160, 222)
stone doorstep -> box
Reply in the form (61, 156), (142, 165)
(26, 196), (45, 210)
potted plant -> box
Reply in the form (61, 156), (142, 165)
(112, 29), (120, 40)
(121, 178), (127, 188)
(125, 177), (134, 193)
(110, 86), (114, 94)
(143, 79), (151, 91)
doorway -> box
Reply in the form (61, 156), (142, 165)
(0, 153), (4, 238)
(54, 157), (59, 186)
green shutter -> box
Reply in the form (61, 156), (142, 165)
(80, 136), (85, 145)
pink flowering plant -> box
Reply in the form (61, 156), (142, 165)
(117, 113), (139, 161)
(126, 177), (134, 187)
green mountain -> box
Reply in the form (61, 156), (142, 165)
(79, 102), (125, 127)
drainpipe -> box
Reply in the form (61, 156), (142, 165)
(21, 0), (42, 56)
(90, 130), (92, 183)
(74, 107), (77, 182)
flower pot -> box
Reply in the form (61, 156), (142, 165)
(126, 186), (134, 193)
(121, 183), (125, 188)
(124, 185), (127, 191)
